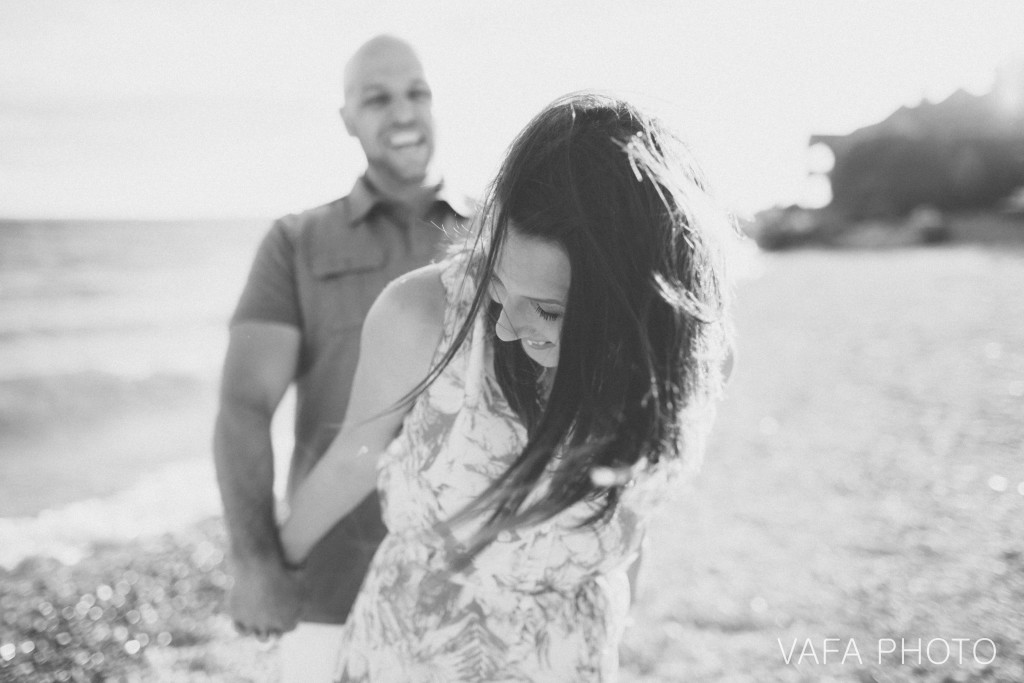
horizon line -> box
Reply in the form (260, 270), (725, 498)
(0, 215), (276, 224)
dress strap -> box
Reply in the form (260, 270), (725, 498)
(463, 313), (487, 408)
(434, 250), (489, 409)
(438, 250), (480, 346)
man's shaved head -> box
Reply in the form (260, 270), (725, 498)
(340, 35), (435, 194)
(343, 35), (424, 104)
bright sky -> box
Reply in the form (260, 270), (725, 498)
(1, 0), (1022, 219)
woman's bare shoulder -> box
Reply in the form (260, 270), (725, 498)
(374, 263), (445, 326)
(361, 263), (447, 363)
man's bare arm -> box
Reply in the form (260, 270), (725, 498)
(212, 321), (301, 637)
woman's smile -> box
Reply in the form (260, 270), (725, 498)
(490, 228), (571, 368)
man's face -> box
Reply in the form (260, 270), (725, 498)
(342, 47), (435, 187)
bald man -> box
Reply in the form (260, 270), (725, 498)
(213, 35), (472, 681)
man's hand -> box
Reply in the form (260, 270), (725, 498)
(213, 321), (303, 640)
(226, 555), (304, 640)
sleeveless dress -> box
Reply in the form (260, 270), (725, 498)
(333, 254), (682, 682)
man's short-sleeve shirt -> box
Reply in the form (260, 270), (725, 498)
(230, 176), (473, 623)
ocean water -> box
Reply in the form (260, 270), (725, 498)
(0, 219), (265, 379)
(0, 219), (276, 566)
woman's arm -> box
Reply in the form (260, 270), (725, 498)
(280, 264), (446, 565)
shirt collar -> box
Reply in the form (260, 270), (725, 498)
(347, 175), (475, 224)
(346, 176), (381, 224)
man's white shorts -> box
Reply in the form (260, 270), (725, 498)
(280, 622), (345, 683)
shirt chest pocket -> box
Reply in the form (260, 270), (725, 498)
(308, 240), (388, 334)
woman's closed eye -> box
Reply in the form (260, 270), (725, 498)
(534, 305), (561, 322)
(489, 274), (563, 322)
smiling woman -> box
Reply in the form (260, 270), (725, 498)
(279, 91), (737, 681)
(488, 229), (571, 368)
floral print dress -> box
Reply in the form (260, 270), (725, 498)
(333, 255), (682, 682)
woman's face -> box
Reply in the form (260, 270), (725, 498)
(488, 227), (571, 368)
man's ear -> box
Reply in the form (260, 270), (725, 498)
(340, 106), (356, 137)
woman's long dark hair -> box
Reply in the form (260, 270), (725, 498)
(405, 92), (735, 563)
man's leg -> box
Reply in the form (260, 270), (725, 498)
(279, 622), (345, 683)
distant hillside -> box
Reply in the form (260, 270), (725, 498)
(810, 63), (1024, 218)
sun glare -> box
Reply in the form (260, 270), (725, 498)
(806, 143), (835, 176)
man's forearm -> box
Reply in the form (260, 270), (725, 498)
(213, 403), (283, 561)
